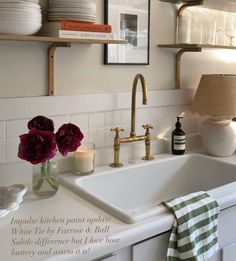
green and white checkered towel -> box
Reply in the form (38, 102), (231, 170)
(163, 191), (219, 261)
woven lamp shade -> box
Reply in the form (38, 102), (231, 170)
(192, 74), (236, 117)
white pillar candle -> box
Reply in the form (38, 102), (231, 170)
(74, 143), (95, 174)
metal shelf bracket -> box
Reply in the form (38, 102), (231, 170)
(48, 42), (71, 96)
(175, 47), (202, 89)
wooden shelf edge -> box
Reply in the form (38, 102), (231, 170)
(158, 43), (236, 50)
(0, 34), (127, 44)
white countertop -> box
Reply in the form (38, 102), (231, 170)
(0, 184), (175, 261)
(1, 151), (236, 261)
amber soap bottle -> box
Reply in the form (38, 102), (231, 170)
(172, 116), (185, 155)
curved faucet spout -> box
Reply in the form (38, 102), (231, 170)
(130, 73), (148, 137)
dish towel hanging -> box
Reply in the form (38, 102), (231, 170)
(163, 191), (219, 261)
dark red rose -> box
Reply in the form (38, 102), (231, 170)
(28, 115), (54, 132)
(18, 128), (56, 164)
(56, 123), (84, 156)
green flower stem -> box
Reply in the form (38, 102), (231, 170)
(33, 176), (44, 191)
(33, 161), (59, 192)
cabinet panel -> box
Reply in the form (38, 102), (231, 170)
(222, 242), (236, 261)
(132, 232), (170, 261)
(132, 206), (236, 261)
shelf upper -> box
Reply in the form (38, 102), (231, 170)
(159, 0), (236, 12)
(158, 43), (236, 50)
(0, 34), (127, 44)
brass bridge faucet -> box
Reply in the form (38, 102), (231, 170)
(110, 73), (154, 168)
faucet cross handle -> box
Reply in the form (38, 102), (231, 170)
(111, 127), (124, 136)
(110, 127), (124, 168)
(142, 124), (154, 161)
(142, 124), (154, 132)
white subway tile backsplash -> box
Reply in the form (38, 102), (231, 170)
(155, 118), (173, 140)
(95, 147), (114, 166)
(137, 108), (150, 124)
(105, 128), (115, 147)
(51, 115), (70, 131)
(0, 141), (5, 163)
(6, 138), (19, 163)
(0, 90), (198, 167)
(149, 107), (166, 123)
(121, 110), (131, 125)
(0, 122), (5, 140)
(88, 128), (105, 148)
(182, 115), (202, 134)
(165, 105), (190, 118)
(6, 119), (28, 139)
(119, 125), (130, 139)
(70, 114), (89, 132)
(89, 112), (106, 129)
(81, 130), (89, 144)
(105, 111), (122, 128)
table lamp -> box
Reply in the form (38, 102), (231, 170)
(192, 74), (236, 156)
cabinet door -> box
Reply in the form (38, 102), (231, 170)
(132, 232), (170, 261)
(222, 242), (236, 261)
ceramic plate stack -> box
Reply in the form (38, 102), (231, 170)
(48, 0), (96, 23)
(0, 0), (42, 35)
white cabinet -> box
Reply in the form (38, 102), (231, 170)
(132, 232), (170, 261)
(95, 205), (236, 261)
(132, 205), (236, 261)
(222, 242), (236, 261)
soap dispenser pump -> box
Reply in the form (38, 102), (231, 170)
(172, 116), (185, 155)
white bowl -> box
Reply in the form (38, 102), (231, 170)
(0, 2), (41, 9)
(0, 10), (41, 16)
(0, 184), (27, 218)
(0, 0), (39, 3)
(0, 19), (42, 35)
(0, 16), (41, 22)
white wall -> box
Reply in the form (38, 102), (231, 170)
(0, 0), (177, 98)
(1, 1), (236, 98)
(0, 1), (208, 180)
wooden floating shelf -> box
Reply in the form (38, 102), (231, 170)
(158, 43), (236, 89)
(0, 34), (127, 96)
(158, 44), (236, 50)
(0, 34), (127, 44)
(159, 0), (236, 12)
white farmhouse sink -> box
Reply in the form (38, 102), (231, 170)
(60, 154), (236, 223)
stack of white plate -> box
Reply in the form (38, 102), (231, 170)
(0, 0), (42, 35)
(48, 0), (96, 23)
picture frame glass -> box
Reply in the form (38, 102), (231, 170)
(104, 0), (150, 65)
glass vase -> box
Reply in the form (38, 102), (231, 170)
(32, 160), (59, 198)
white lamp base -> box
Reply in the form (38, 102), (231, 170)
(200, 118), (236, 157)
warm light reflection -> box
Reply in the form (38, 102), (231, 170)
(157, 127), (171, 141)
(214, 50), (236, 63)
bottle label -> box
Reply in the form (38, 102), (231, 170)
(173, 135), (186, 150)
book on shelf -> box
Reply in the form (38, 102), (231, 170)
(41, 21), (112, 33)
(56, 30), (114, 40)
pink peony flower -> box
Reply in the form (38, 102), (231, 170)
(18, 128), (57, 164)
(28, 115), (54, 132)
(56, 123), (84, 156)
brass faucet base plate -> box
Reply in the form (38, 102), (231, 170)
(142, 156), (154, 161)
(109, 163), (123, 168)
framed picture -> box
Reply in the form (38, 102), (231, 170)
(104, 0), (150, 65)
